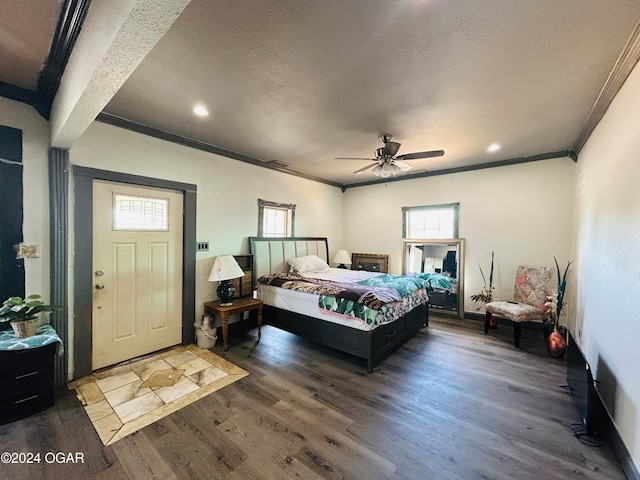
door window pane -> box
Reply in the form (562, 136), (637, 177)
(113, 194), (169, 231)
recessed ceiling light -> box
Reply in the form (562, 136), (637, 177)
(193, 104), (209, 117)
(487, 143), (501, 153)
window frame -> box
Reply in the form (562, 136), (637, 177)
(258, 199), (296, 237)
(402, 202), (460, 239)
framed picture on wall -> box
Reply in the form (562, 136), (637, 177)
(351, 253), (389, 273)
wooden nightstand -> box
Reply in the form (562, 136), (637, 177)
(204, 297), (263, 351)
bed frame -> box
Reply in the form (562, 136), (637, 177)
(249, 237), (429, 372)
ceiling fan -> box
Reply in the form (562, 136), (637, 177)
(336, 134), (444, 177)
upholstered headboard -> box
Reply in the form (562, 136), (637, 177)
(249, 236), (330, 286)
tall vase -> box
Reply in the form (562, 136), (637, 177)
(542, 322), (554, 340)
(545, 327), (567, 359)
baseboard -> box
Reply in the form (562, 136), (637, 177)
(603, 407), (640, 480)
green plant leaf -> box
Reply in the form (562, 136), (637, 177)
(475, 257), (487, 287)
(0, 294), (56, 322)
(25, 300), (44, 308)
(2, 297), (23, 307)
(489, 251), (494, 288)
(553, 258), (573, 317)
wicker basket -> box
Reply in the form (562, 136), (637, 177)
(10, 318), (40, 338)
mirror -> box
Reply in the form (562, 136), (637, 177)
(402, 238), (465, 318)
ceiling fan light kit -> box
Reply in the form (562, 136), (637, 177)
(338, 134), (445, 177)
(373, 162), (400, 177)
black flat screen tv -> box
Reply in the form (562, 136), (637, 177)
(566, 331), (604, 436)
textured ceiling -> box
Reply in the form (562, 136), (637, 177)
(0, 0), (61, 90)
(2, 1), (640, 186)
(102, 0), (640, 185)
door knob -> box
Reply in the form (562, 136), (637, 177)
(95, 283), (105, 290)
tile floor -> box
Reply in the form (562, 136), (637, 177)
(68, 344), (248, 446)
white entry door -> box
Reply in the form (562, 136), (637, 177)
(92, 180), (183, 369)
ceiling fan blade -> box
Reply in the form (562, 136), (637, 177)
(395, 149), (444, 161)
(335, 157), (377, 161)
(353, 163), (378, 174)
(394, 160), (413, 171)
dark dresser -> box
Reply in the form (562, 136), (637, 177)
(0, 326), (60, 424)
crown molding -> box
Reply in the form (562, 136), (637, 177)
(342, 150), (574, 190)
(96, 113), (343, 189)
(574, 19), (640, 153)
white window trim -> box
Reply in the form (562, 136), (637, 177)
(402, 202), (459, 239)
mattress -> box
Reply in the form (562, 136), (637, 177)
(257, 282), (376, 331)
(256, 268), (429, 331)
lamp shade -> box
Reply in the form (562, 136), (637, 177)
(332, 250), (352, 266)
(208, 255), (245, 282)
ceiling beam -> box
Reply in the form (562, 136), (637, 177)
(33, 0), (92, 120)
(49, 0), (192, 149)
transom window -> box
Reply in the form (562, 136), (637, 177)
(113, 194), (169, 231)
(402, 203), (459, 239)
(258, 199), (295, 237)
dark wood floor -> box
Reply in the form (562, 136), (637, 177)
(0, 316), (625, 480)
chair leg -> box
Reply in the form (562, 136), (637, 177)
(514, 322), (521, 348)
(484, 311), (491, 334)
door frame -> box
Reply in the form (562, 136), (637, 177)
(73, 166), (197, 379)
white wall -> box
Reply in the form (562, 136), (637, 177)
(343, 158), (576, 313)
(572, 61), (640, 472)
(6, 90), (637, 470)
(69, 122), (344, 327)
(0, 98), (51, 300)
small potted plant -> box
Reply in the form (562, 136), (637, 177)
(471, 251), (496, 326)
(0, 295), (55, 338)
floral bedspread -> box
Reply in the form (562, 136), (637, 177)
(412, 272), (457, 291)
(257, 272), (430, 327)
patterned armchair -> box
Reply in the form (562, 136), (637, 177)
(484, 265), (554, 348)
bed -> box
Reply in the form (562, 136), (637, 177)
(249, 237), (429, 372)
(416, 272), (458, 311)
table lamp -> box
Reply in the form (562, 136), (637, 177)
(332, 250), (352, 269)
(208, 255), (245, 306)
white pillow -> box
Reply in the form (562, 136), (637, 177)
(287, 255), (330, 274)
